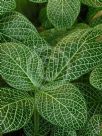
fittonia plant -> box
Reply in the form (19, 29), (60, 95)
(0, 0), (102, 136)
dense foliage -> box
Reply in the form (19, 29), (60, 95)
(0, 0), (102, 136)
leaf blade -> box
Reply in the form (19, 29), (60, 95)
(47, 0), (80, 29)
(0, 88), (34, 134)
(0, 0), (16, 15)
(0, 11), (49, 55)
(90, 64), (102, 91)
(35, 83), (87, 130)
(0, 42), (44, 91)
(45, 26), (102, 82)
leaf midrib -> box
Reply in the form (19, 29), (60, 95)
(52, 30), (89, 81)
(1, 48), (36, 88)
(41, 91), (80, 125)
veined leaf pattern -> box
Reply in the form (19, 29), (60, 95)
(75, 83), (102, 118)
(81, 0), (102, 7)
(90, 64), (102, 90)
(0, 0), (16, 15)
(47, 0), (80, 29)
(84, 115), (102, 136)
(35, 83), (87, 130)
(0, 88), (34, 133)
(0, 42), (44, 91)
(45, 26), (102, 82)
(52, 127), (77, 136)
(29, 0), (48, 3)
(0, 11), (49, 55)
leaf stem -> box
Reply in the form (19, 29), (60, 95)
(34, 106), (39, 136)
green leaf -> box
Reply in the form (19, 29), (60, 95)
(0, 0), (16, 15)
(0, 88), (34, 134)
(47, 0), (80, 29)
(86, 7), (102, 27)
(84, 115), (102, 136)
(90, 64), (102, 91)
(29, 0), (47, 3)
(35, 82), (87, 130)
(51, 127), (77, 136)
(81, 0), (102, 7)
(45, 26), (102, 82)
(24, 116), (51, 136)
(0, 11), (49, 55)
(0, 42), (44, 91)
(75, 83), (102, 118)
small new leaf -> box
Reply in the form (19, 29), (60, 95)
(0, 88), (34, 134)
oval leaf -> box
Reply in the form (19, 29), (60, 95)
(35, 83), (87, 130)
(0, 11), (49, 54)
(0, 88), (34, 134)
(0, 42), (44, 91)
(90, 64), (102, 91)
(47, 0), (80, 29)
(0, 0), (16, 15)
(45, 26), (102, 82)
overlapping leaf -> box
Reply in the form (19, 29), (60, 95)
(0, 88), (34, 134)
(81, 0), (102, 7)
(45, 25), (102, 82)
(0, 42), (44, 91)
(0, 11), (49, 55)
(51, 127), (77, 136)
(90, 64), (102, 90)
(75, 83), (102, 118)
(47, 0), (80, 29)
(84, 115), (102, 136)
(35, 83), (87, 130)
(0, 0), (16, 15)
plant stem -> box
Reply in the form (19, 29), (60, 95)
(34, 109), (39, 136)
